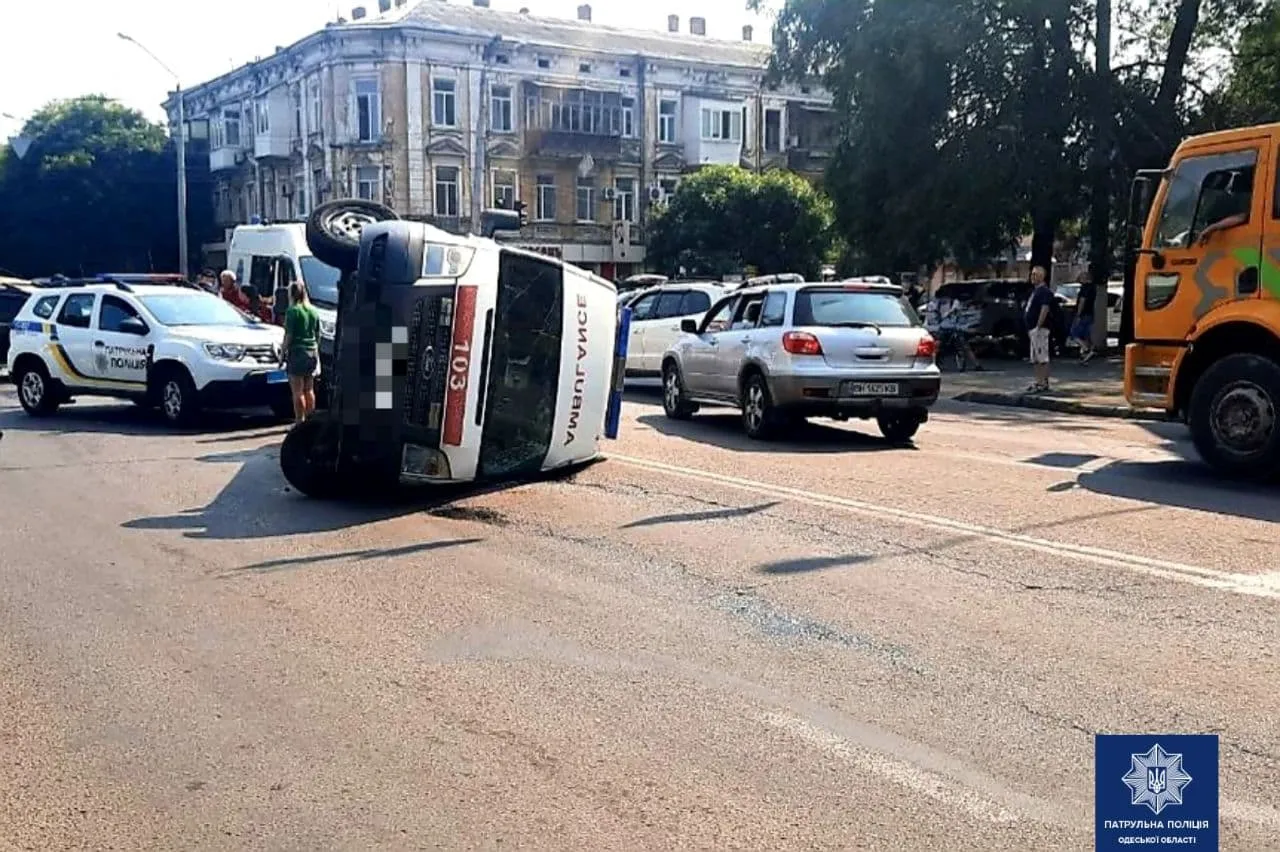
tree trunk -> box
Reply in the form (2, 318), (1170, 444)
(1031, 217), (1058, 283)
(1090, 0), (1113, 350)
(1156, 0), (1202, 118)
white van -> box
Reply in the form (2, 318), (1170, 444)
(226, 224), (342, 370)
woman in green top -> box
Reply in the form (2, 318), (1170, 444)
(281, 280), (321, 422)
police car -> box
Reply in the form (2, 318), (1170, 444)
(7, 278), (292, 425)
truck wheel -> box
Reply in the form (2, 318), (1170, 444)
(280, 418), (343, 499)
(305, 199), (399, 272)
(15, 361), (60, 416)
(1187, 353), (1280, 480)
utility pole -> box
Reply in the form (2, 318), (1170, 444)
(472, 36), (502, 230)
(118, 33), (189, 278)
(1088, 0), (1112, 351)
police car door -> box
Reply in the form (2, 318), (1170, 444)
(93, 294), (152, 385)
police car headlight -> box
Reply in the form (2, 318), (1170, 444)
(204, 343), (246, 361)
(319, 318), (336, 338)
(422, 243), (476, 279)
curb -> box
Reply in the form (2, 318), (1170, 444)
(951, 390), (1171, 421)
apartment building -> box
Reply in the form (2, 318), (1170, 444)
(166, 0), (836, 278)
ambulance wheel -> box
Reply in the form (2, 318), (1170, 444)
(280, 418), (343, 499)
(305, 199), (399, 271)
(14, 360), (60, 416)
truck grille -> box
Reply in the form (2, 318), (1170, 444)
(403, 293), (453, 431)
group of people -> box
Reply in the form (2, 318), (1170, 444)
(196, 267), (323, 424)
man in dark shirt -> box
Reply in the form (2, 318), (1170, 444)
(1024, 265), (1054, 393)
(1070, 270), (1097, 363)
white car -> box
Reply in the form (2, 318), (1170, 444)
(1054, 280), (1123, 337)
(7, 280), (291, 425)
(622, 281), (727, 376)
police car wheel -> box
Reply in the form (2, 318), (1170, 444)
(15, 363), (59, 416)
(305, 199), (399, 272)
(156, 368), (200, 426)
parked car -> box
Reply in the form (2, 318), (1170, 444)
(0, 278), (34, 370)
(623, 281), (727, 376)
(661, 280), (941, 443)
(923, 279), (1068, 356)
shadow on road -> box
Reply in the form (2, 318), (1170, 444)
(0, 396), (284, 437)
(1074, 460), (1280, 523)
(637, 412), (912, 454)
(760, 553), (875, 575)
(621, 501), (781, 530)
(224, 537), (485, 576)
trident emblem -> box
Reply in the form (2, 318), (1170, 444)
(1147, 767), (1167, 795)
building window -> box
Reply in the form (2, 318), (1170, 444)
(700, 108), (742, 142)
(764, 109), (782, 152)
(658, 100), (677, 143)
(313, 168), (326, 203)
(491, 85), (512, 132)
(356, 166), (380, 201)
(294, 179), (307, 217)
(433, 78), (457, 127)
(537, 57), (551, 69)
(535, 174), (556, 221)
(579, 63), (591, 73)
(613, 177), (635, 222)
(292, 85), (302, 138)
(355, 77), (381, 142)
(492, 169), (517, 209)
(434, 166), (460, 217)
(256, 100), (269, 134)
(223, 108), (241, 147)
(575, 177), (595, 222)
(659, 177), (679, 199)
(621, 97), (635, 138)
(308, 77), (322, 134)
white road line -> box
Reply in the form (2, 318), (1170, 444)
(760, 711), (1020, 824)
(607, 453), (1279, 599)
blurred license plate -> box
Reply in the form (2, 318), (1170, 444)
(842, 381), (898, 396)
(266, 369), (287, 384)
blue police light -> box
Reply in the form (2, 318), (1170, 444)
(603, 305), (631, 440)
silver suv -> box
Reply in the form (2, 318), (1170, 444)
(660, 281), (942, 443)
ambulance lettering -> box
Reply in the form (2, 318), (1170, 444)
(564, 293), (589, 446)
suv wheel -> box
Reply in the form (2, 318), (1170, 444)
(15, 362), (59, 416)
(156, 367), (201, 427)
(661, 362), (697, 420)
(741, 373), (782, 440)
(877, 414), (921, 446)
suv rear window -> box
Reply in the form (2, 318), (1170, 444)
(793, 288), (918, 328)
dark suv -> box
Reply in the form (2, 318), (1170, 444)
(0, 281), (33, 369)
(923, 278), (1068, 355)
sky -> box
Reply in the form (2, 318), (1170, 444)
(0, 0), (777, 139)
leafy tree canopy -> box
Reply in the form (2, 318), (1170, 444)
(647, 165), (833, 278)
(0, 95), (208, 278)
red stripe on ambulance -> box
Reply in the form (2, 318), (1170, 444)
(442, 285), (477, 446)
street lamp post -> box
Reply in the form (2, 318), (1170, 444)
(118, 32), (189, 278)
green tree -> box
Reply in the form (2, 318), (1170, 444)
(646, 165), (833, 278)
(0, 95), (210, 278)
(1196, 3), (1280, 127)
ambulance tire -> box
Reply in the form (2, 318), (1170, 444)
(280, 418), (343, 500)
(1187, 352), (1280, 481)
(305, 199), (399, 272)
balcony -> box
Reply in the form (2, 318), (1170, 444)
(786, 147), (833, 173)
(523, 129), (627, 161)
(209, 146), (242, 172)
(521, 84), (639, 163)
(255, 131), (291, 160)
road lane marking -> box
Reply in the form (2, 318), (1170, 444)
(607, 453), (1279, 599)
(760, 711), (1020, 824)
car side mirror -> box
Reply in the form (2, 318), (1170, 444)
(680, 318), (699, 333)
(119, 316), (148, 336)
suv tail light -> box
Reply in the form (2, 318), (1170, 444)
(915, 336), (938, 358)
(782, 331), (823, 355)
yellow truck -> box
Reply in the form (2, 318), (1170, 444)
(1124, 122), (1280, 479)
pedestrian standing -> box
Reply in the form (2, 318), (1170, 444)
(1070, 269), (1097, 363)
(281, 280), (321, 423)
(1024, 265), (1054, 394)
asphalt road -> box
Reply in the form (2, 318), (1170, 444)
(1, 383), (1278, 851)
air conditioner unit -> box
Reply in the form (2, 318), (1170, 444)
(647, 185), (664, 203)
(602, 187), (617, 201)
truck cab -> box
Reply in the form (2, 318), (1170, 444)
(1124, 122), (1280, 478)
